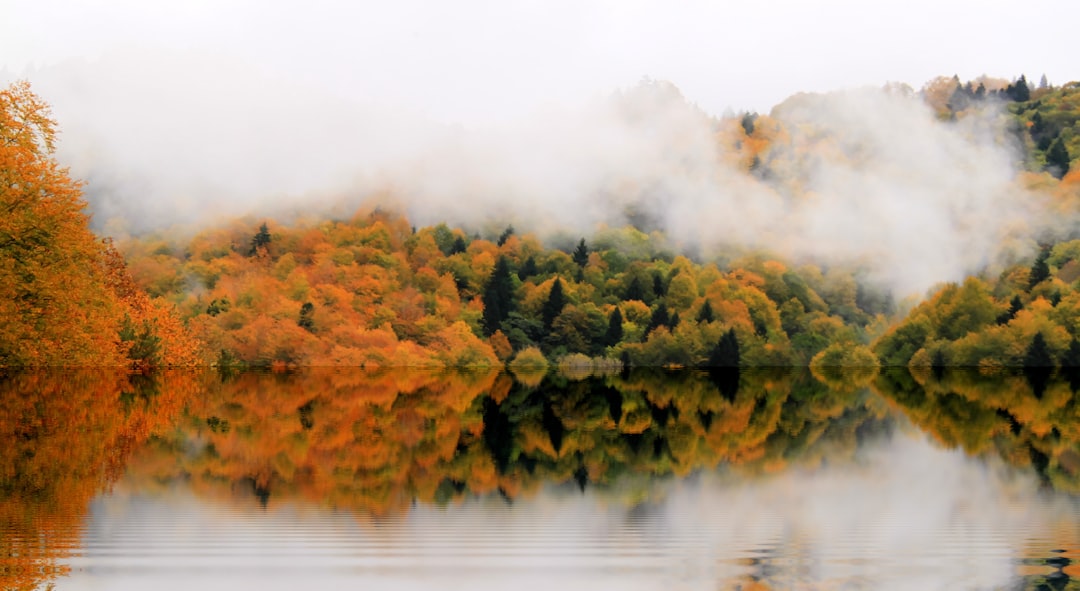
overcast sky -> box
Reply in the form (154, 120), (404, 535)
(2, 0), (1075, 124)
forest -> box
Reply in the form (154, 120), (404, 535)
(2, 74), (1080, 371)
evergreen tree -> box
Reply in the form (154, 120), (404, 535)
(740, 112), (757, 135)
(697, 300), (714, 323)
(518, 256), (538, 280)
(1024, 332), (1054, 368)
(625, 276), (645, 302)
(646, 302), (669, 335)
(668, 310), (680, 330)
(497, 225), (515, 247)
(450, 235), (468, 255)
(1046, 137), (1070, 180)
(1062, 339), (1080, 367)
(652, 273), (666, 297)
(541, 278), (567, 331)
(298, 302), (315, 332)
(1029, 245), (1051, 289)
(482, 256), (515, 336)
(1007, 75), (1030, 101)
(707, 329), (740, 367)
(604, 307), (624, 347)
(573, 238), (589, 267)
(249, 222), (271, 256)
(996, 295), (1023, 325)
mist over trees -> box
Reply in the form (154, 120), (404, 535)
(3, 72), (1080, 370)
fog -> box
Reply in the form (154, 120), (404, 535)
(72, 430), (1078, 591)
(4, 1), (1078, 296)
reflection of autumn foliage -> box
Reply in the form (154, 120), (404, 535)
(0, 370), (199, 590)
(874, 368), (1080, 492)
(120, 368), (891, 517)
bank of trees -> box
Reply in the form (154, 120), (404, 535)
(0, 82), (200, 369)
(875, 239), (1080, 370)
(118, 209), (892, 369)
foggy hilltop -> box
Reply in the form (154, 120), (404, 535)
(10, 52), (1073, 298)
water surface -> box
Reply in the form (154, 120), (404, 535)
(2, 367), (1078, 590)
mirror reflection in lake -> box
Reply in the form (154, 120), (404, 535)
(2, 367), (1078, 590)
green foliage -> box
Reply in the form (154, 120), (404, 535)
(1029, 245), (1051, 289)
(541, 278), (567, 331)
(708, 329), (740, 367)
(497, 225), (515, 247)
(298, 302), (315, 333)
(482, 256), (515, 336)
(697, 300), (714, 323)
(248, 223), (271, 256)
(604, 307), (624, 347)
(1046, 137), (1070, 179)
(1024, 332), (1054, 368)
(120, 316), (161, 368)
(572, 238), (589, 267)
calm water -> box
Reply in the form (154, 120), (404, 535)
(2, 367), (1078, 590)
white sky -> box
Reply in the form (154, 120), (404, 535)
(2, 0), (1076, 124)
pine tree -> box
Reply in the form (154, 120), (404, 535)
(707, 329), (740, 367)
(625, 276), (645, 302)
(740, 112), (757, 135)
(450, 235), (468, 255)
(518, 256), (538, 280)
(652, 273), (666, 297)
(697, 300), (714, 323)
(1046, 137), (1070, 180)
(646, 302), (669, 335)
(604, 307), (624, 347)
(497, 225), (514, 246)
(298, 302), (315, 332)
(996, 295), (1023, 325)
(541, 278), (566, 331)
(1029, 245), (1051, 289)
(482, 256), (515, 336)
(572, 238), (589, 267)
(1024, 333), (1054, 368)
(249, 222), (271, 256)
(668, 310), (680, 330)
(1062, 339), (1080, 367)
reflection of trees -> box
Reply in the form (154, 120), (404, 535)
(121, 368), (893, 517)
(0, 370), (196, 591)
(873, 368), (1080, 492)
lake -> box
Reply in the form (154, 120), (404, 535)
(2, 367), (1078, 590)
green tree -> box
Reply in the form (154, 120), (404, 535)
(518, 256), (538, 280)
(646, 302), (670, 336)
(996, 295), (1023, 325)
(604, 307), (623, 347)
(1046, 137), (1070, 180)
(482, 256), (515, 336)
(298, 302), (315, 332)
(572, 238), (589, 267)
(707, 329), (740, 367)
(249, 222), (271, 256)
(1029, 246), (1051, 289)
(541, 278), (567, 332)
(697, 300), (715, 323)
(1024, 332), (1054, 368)
(497, 225), (515, 246)
(625, 276), (646, 302)
(1062, 339), (1080, 367)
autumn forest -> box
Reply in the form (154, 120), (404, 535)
(5, 71), (1080, 591)
(4, 74), (1080, 372)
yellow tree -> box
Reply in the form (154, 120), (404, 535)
(0, 81), (124, 366)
